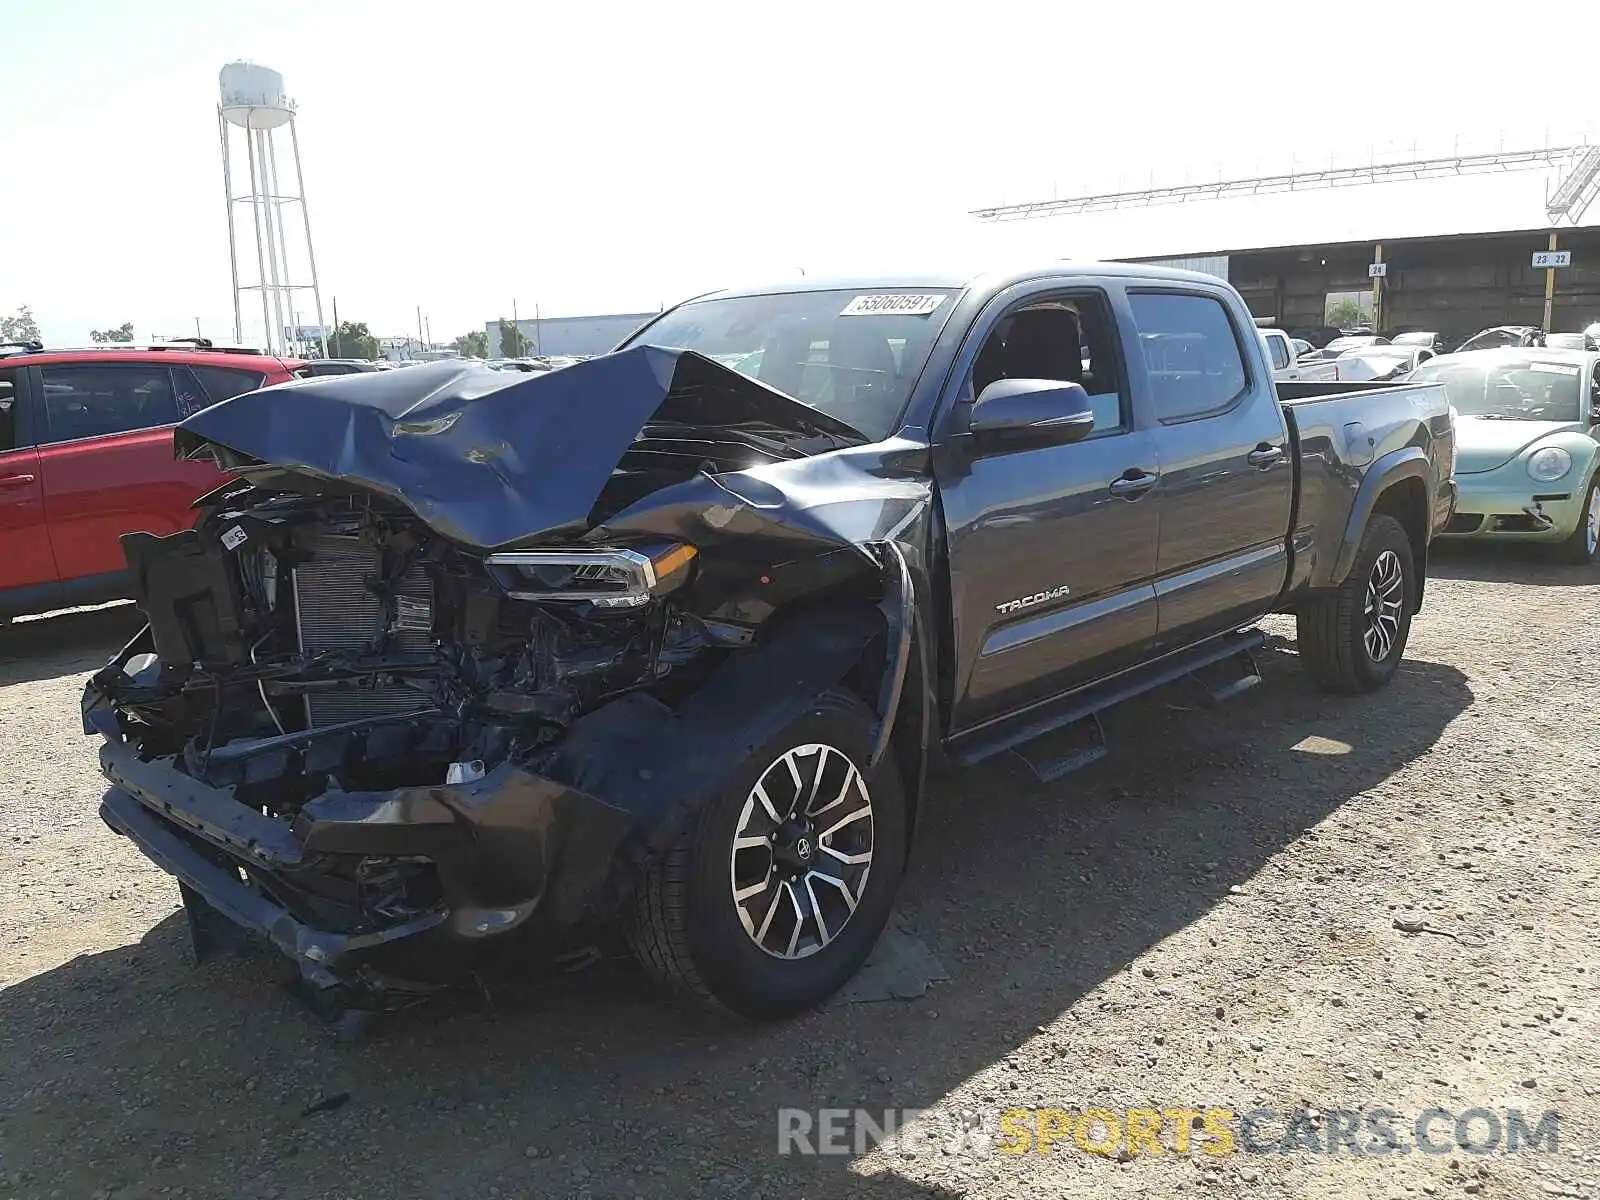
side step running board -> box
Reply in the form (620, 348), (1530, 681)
(1010, 712), (1108, 783)
(949, 629), (1268, 780)
(1189, 644), (1265, 707)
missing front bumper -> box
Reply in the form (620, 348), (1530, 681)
(96, 736), (635, 1004)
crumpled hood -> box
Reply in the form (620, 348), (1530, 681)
(174, 346), (865, 550)
(1452, 417), (1585, 474)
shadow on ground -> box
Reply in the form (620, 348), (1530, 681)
(0, 603), (143, 686)
(0, 644), (1472, 1199)
(1428, 541), (1599, 587)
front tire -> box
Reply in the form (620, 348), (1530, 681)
(1296, 514), (1415, 694)
(1557, 477), (1600, 564)
(625, 689), (906, 1020)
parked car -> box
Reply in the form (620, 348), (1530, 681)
(1333, 345), (1436, 382)
(1260, 329), (1337, 380)
(1542, 332), (1597, 352)
(1259, 327), (1303, 381)
(1392, 331), (1450, 355)
(85, 264), (1455, 1023)
(1323, 334), (1390, 356)
(294, 359), (383, 377)
(1456, 326), (1543, 354)
(0, 339), (301, 622)
(1290, 325), (1345, 349)
(1415, 347), (1600, 561)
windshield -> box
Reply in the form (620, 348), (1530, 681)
(1408, 358), (1584, 421)
(620, 287), (962, 440)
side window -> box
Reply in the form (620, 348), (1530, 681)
(0, 369), (17, 452)
(192, 364), (268, 403)
(1266, 334), (1290, 371)
(39, 364), (180, 442)
(969, 292), (1129, 436)
(170, 366), (212, 419)
(1128, 292), (1250, 423)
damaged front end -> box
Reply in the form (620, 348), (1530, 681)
(85, 348), (931, 1012)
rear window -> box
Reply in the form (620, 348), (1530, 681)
(192, 365), (268, 404)
(1129, 293), (1250, 422)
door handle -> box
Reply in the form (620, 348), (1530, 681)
(1247, 445), (1284, 469)
(1108, 470), (1159, 500)
(0, 473), (37, 490)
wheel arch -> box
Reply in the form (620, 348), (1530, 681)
(1330, 449), (1432, 610)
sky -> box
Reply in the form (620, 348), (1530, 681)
(1, 0), (1595, 348)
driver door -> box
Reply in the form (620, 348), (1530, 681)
(934, 283), (1161, 734)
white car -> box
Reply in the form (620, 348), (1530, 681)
(1260, 327), (1339, 382)
(1333, 345), (1436, 382)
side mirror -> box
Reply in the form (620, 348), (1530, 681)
(969, 378), (1095, 449)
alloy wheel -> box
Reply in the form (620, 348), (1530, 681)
(1363, 549), (1405, 662)
(1586, 488), (1599, 556)
(729, 743), (875, 960)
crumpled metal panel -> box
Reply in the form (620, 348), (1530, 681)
(173, 347), (865, 552)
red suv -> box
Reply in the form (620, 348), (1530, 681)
(0, 340), (302, 623)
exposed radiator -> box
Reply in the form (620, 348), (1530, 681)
(292, 534), (435, 728)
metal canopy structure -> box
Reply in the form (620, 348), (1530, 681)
(971, 143), (1598, 223)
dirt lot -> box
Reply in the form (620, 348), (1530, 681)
(1, 549), (1597, 1200)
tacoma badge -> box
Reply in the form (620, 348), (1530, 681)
(995, 584), (1071, 615)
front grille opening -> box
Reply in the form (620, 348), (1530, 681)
(1445, 513), (1484, 534)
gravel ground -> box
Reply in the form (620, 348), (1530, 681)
(1, 549), (1597, 1200)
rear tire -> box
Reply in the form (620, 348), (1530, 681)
(1296, 514), (1414, 694)
(1556, 477), (1600, 565)
(625, 689), (906, 1020)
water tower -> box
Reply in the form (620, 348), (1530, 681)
(218, 62), (326, 355)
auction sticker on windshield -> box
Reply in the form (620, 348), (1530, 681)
(840, 294), (947, 317)
(1531, 363), (1581, 375)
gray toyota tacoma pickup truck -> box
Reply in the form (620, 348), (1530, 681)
(83, 264), (1456, 1024)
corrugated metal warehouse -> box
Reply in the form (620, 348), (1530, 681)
(1135, 224), (1600, 344)
(485, 312), (657, 358)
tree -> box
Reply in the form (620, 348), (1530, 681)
(0, 305), (41, 345)
(498, 318), (530, 358)
(90, 322), (135, 343)
(1326, 298), (1367, 330)
(453, 330), (489, 359)
(326, 320), (379, 360)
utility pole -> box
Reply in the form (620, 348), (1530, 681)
(1543, 230), (1560, 332)
(416, 305), (425, 357)
(331, 296), (341, 357)
(1371, 242), (1384, 333)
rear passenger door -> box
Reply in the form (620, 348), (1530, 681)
(0, 367), (58, 601)
(33, 362), (225, 585)
(1128, 290), (1295, 653)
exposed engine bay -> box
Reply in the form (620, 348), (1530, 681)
(83, 348), (930, 1015)
(106, 490), (726, 805)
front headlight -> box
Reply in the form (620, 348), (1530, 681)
(1527, 446), (1573, 482)
(484, 542), (697, 608)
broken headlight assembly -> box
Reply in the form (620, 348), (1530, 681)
(484, 542), (697, 608)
